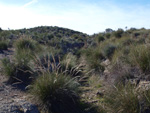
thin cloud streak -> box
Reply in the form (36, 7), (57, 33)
(23, 0), (38, 8)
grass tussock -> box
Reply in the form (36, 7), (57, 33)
(102, 43), (116, 59)
(14, 36), (41, 55)
(1, 57), (34, 85)
(129, 44), (150, 73)
(29, 72), (82, 113)
(82, 47), (105, 74)
(104, 83), (141, 113)
(0, 40), (9, 50)
(60, 53), (83, 76)
(1, 58), (16, 78)
(1, 39), (35, 86)
(28, 54), (87, 113)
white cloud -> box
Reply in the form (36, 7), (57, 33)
(45, 3), (150, 34)
(0, 1), (150, 34)
(0, 3), (59, 30)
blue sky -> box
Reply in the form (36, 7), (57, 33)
(0, 0), (150, 34)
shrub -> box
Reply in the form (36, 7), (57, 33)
(60, 53), (82, 76)
(1, 58), (16, 78)
(134, 32), (140, 37)
(28, 71), (83, 113)
(61, 53), (77, 68)
(14, 49), (33, 66)
(14, 36), (42, 70)
(129, 44), (150, 73)
(87, 57), (105, 73)
(83, 47), (105, 73)
(1, 57), (34, 85)
(104, 83), (140, 113)
(0, 40), (9, 50)
(111, 46), (131, 67)
(28, 52), (95, 113)
(14, 36), (41, 54)
(114, 29), (124, 38)
(47, 34), (54, 40)
(36, 52), (60, 68)
(97, 35), (105, 43)
(102, 44), (116, 59)
(1, 48), (35, 87)
(105, 33), (111, 39)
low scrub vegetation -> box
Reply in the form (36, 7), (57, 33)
(1, 27), (150, 113)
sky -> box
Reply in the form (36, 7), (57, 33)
(0, 0), (150, 34)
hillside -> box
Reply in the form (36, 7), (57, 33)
(0, 26), (91, 54)
(1, 26), (150, 113)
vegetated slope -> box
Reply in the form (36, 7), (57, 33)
(0, 26), (88, 42)
(0, 26), (91, 54)
(1, 26), (150, 113)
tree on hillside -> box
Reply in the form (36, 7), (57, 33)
(114, 28), (124, 38)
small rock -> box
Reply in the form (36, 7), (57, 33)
(21, 102), (39, 113)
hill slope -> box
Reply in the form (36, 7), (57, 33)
(1, 27), (150, 113)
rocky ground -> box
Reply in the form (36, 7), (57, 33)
(0, 49), (39, 113)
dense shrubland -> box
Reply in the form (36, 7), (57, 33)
(1, 26), (150, 112)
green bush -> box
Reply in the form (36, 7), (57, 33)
(114, 29), (124, 38)
(28, 72), (83, 113)
(102, 44), (116, 59)
(97, 35), (105, 43)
